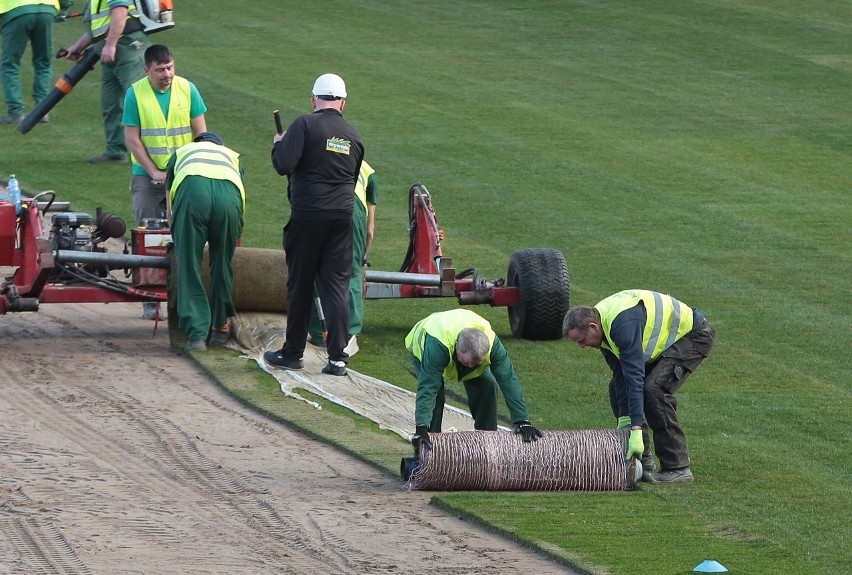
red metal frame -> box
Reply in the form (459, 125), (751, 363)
(365, 185), (520, 307)
(2, 184), (521, 316)
(0, 199), (167, 315)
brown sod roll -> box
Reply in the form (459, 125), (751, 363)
(405, 428), (637, 491)
(200, 246), (288, 312)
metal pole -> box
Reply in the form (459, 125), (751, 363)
(365, 270), (441, 286)
(54, 250), (170, 269)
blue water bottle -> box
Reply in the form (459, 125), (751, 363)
(7, 174), (22, 215)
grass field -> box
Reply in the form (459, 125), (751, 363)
(2, 1), (850, 574)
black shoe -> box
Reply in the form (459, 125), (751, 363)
(321, 360), (347, 376)
(263, 350), (304, 371)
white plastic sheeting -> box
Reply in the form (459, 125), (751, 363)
(228, 311), (490, 441)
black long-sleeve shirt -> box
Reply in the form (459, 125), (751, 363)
(271, 108), (364, 220)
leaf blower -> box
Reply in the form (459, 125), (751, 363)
(17, 49), (100, 134)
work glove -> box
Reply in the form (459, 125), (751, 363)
(411, 425), (432, 454)
(616, 416), (631, 429)
(626, 428), (644, 460)
(514, 420), (543, 443)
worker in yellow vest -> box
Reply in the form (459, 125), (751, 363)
(123, 44), (206, 320)
(64, 0), (150, 162)
(406, 309), (543, 453)
(165, 132), (245, 352)
(0, 0), (60, 124)
(563, 289), (715, 483)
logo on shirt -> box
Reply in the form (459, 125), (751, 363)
(326, 137), (352, 155)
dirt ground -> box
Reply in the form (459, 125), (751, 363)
(0, 302), (578, 574)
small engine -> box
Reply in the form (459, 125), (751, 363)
(50, 212), (96, 252)
(48, 210), (127, 280)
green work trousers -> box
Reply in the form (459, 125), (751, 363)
(95, 31), (147, 156)
(308, 208), (367, 341)
(1, 12), (53, 117)
(171, 176), (243, 342)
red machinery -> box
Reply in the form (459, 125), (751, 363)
(2, 184), (570, 340)
(364, 184), (570, 340)
(0, 191), (170, 314)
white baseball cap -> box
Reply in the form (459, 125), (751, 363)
(312, 73), (347, 99)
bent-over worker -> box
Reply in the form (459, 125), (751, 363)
(165, 132), (244, 352)
(406, 309), (543, 453)
(563, 289), (715, 483)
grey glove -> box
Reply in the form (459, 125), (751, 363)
(514, 420), (543, 443)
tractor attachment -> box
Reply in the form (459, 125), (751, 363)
(364, 184), (570, 340)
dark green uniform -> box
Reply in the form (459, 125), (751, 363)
(0, 0), (58, 119)
(406, 309), (530, 431)
(87, 0), (148, 157)
(165, 140), (244, 343)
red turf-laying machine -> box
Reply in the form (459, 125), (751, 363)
(0, 184), (570, 340)
(0, 191), (170, 314)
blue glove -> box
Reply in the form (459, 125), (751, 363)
(626, 428), (644, 459)
(616, 416), (631, 429)
(514, 420), (543, 443)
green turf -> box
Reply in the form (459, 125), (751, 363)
(2, 1), (850, 573)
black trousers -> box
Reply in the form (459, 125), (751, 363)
(642, 320), (716, 470)
(281, 218), (353, 363)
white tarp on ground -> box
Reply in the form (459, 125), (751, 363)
(228, 311), (493, 441)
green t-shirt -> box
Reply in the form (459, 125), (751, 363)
(121, 79), (207, 175)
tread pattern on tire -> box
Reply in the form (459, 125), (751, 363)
(507, 248), (570, 340)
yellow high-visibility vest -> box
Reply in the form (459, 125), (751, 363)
(595, 289), (694, 363)
(354, 160), (374, 210)
(405, 309), (497, 382)
(131, 75), (192, 170)
(88, 0), (140, 39)
(0, 0), (59, 14)
(170, 142), (245, 213)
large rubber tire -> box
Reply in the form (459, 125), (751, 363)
(507, 248), (570, 340)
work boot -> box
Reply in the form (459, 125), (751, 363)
(321, 360), (347, 376)
(263, 349), (304, 371)
(0, 114), (24, 125)
(185, 340), (207, 352)
(209, 324), (231, 347)
(88, 152), (127, 164)
(646, 467), (694, 484)
(639, 454), (657, 481)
